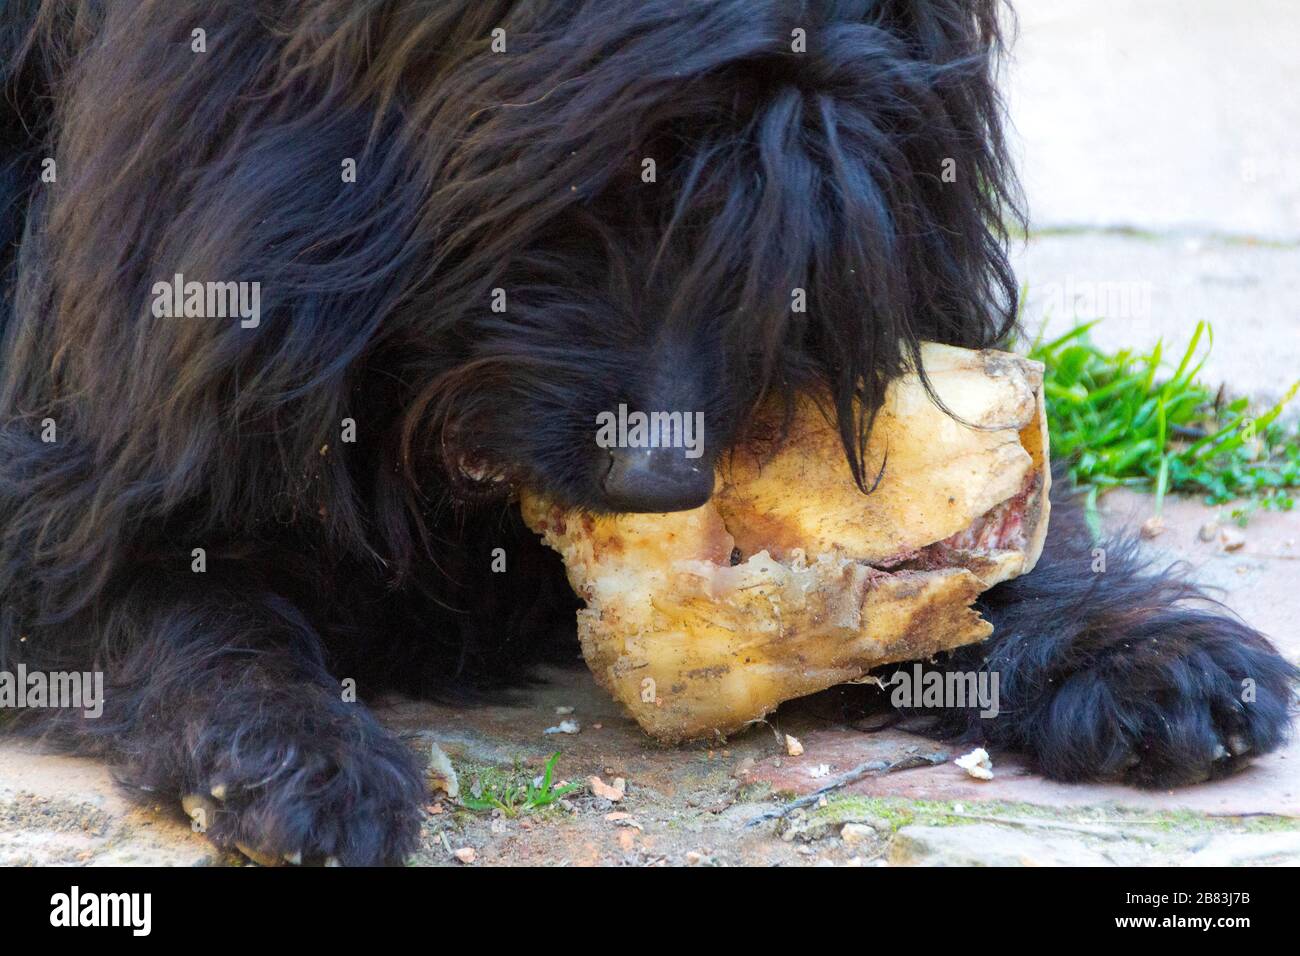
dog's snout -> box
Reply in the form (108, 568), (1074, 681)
(601, 446), (714, 513)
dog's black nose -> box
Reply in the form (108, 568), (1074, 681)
(602, 446), (714, 513)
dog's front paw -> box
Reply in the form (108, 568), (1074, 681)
(180, 713), (427, 866)
(1026, 614), (1297, 788)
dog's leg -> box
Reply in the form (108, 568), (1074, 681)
(921, 499), (1298, 787)
(39, 577), (427, 865)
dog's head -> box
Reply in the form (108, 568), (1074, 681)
(394, 0), (1022, 514)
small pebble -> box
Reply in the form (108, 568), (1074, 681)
(840, 823), (875, 845)
(589, 775), (626, 802)
(604, 812), (642, 829)
(1220, 527), (1246, 552)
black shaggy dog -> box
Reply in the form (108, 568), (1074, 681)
(0, 0), (1295, 865)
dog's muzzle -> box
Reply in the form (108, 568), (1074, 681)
(601, 446), (714, 513)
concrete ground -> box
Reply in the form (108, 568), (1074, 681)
(2, 1), (1299, 866)
(1007, 0), (1300, 243)
(1008, 0), (1300, 408)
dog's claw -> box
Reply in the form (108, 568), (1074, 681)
(181, 794), (217, 831)
(1227, 734), (1251, 756)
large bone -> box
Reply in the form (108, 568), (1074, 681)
(521, 343), (1050, 743)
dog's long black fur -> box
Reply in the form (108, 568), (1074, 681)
(0, 0), (1294, 864)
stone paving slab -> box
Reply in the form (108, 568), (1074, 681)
(1013, 233), (1300, 413)
(1008, 0), (1300, 241)
(890, 824), (1300, 867)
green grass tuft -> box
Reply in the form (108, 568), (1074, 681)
(1027, 320), (1300, 532)
(459, 752), (582, 817)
